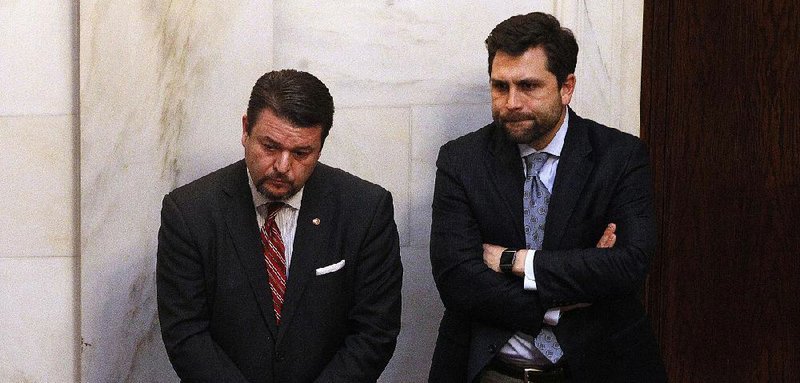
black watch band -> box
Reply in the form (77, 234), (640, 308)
(500, 249), (517, 274)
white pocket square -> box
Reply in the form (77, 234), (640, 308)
(315, 259), (345, 276)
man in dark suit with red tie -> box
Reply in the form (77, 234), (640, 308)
(428, 12), (666, 382)
(157, 69), (402, 382)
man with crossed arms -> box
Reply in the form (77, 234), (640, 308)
(428, 12), (666, 383)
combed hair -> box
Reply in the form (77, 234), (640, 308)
(486, 12), (578, 86)
(246, 69), (335, 144)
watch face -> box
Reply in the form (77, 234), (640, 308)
(500, 250), (516, 273)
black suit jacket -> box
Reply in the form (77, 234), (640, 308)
(428, 109), (666, 382)
(157, 160), (402, 383)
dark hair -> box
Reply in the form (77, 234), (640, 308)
(485, 12), (578, 87)
(246, 69), (335, 145)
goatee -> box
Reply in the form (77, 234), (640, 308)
(495, 114), (553, 145)
(255, 175), (297, 201)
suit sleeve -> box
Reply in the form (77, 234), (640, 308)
(430, 144), (546, 335)
(314, 190), (402, 382)
(157, 194), (249, 383)
(534, 140), (657, 307)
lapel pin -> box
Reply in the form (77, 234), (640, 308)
(312, 218), (321, 226)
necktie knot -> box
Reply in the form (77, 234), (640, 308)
(525, 152), (549, 177)
(265, 202), (284, 221)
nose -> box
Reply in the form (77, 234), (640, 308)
(505, 88), (522, 110)
(273, 151), (291, 173)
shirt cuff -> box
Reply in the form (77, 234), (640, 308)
(544, 308), (561, 325)
(523, 249), (537, 290)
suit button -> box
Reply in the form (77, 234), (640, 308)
(488, 344), (497, 353)
(275, 353), (284, 362)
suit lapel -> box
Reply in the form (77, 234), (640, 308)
(487, 123), (527, 243)
(276, 164), (335, 346)
(222, 161), (279, 338)
(544, 110), (594, 249)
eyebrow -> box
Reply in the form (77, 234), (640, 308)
(259, 136), (315, 151)
(490, 77), (545, 86)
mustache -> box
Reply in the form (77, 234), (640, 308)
(499, 112), (536, 122)
(256, 172), (292, 185)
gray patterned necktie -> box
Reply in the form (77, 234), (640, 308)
(523, 152), (563, 364)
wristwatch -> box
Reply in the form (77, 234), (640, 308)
(499, 249), (517, 274)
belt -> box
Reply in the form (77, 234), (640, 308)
(486, 358), (568, 383)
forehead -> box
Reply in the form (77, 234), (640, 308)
(490, 46), (553, 81)
(250, 109), (323, 146)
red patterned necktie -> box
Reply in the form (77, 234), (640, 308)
(259, 202), (286, 324)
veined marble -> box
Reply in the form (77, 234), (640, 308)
(79, 1), (643, 382)
(80, 1), (272, 381)
(409, 103), (491, 247)
(381, 246), (443, 382)
(557, 0), (644, 135)
(320, 107), (412, 245)
(274, 1), (556, 108)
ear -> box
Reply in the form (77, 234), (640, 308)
(241, 114), (249, 147)
(560, 74), (576, 105)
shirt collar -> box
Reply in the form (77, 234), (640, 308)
(518, 106), (569, 158)
(247, 168), (303, 211)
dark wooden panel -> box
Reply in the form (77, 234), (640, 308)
(642, 0), (800, 381)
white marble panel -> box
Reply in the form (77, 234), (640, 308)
(0, 257), (78, 383)
(319, 107), (412, 246)
(409, 104), (491, 246)
(274, 1), (556, 107)
(77, 1), (643, 380)
(0, 115), (76, 258)
(0, 1), (76, 116)
(556, 1), (643, 135)
(80, 1), (272, 381)
(379, 246), (443, 383)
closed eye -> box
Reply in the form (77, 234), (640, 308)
(263, 142), (279, 151)
(491, 80), (509, 92)
(293, 149), (312, 159)
(517, 80), (542, 91)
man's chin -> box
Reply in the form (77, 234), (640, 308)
(502, 123), (536, 144)
(257, 184), (296, 201)
(500, 121), (549, 145)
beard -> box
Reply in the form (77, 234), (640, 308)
(493, 107), (563, 145)
(255, 172), (298, 201)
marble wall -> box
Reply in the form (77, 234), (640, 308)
(0, 1), (79, 382)
(1, 1), (642, 382)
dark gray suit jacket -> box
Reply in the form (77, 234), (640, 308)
(157, 160), (402, 383)
(428, 109), (666, 382)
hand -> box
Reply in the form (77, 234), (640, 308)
(596, 223), (616, 248)
(482, 243), (505, 272)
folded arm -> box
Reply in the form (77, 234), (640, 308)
(483, 223), (616, 320)
(430, 146), (545, 334)
(482, 223), (618, 275)
(534, 142), (657, 307)
(481, 140), (655, 311)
